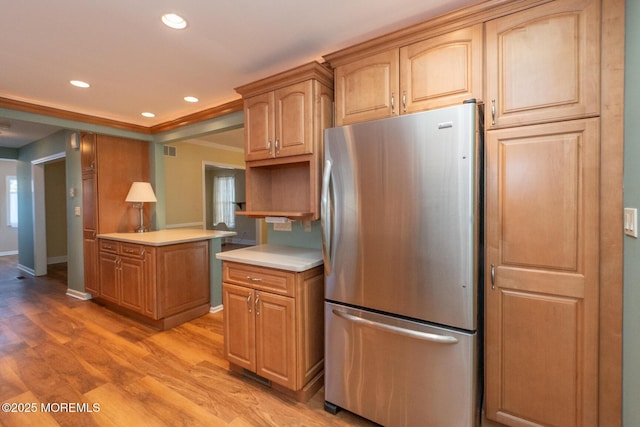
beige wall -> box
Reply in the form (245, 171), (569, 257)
(164, 141), (244, 227)
(0, 159), (18, 254)
(45, 160), (67, 261)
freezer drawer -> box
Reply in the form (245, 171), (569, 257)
(325, 302), (478, 427)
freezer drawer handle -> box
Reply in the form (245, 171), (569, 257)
(332, 310), (458, 344)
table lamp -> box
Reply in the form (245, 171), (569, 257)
(125, 182), (157, 232)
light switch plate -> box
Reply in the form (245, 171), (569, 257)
(624, 208), (637, 237)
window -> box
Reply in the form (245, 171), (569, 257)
(213, 176), (235, 228)
(6, 176), (18, 228)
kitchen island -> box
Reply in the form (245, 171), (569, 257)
(216, 244), (325, 401)
(95, 228), (235, 330)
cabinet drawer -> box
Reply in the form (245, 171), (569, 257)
(223, 262), (295, 296)
(120, 243), (145, 259)
(99, 240), (118, 254)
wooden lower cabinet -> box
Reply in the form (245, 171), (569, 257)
(222, 261), (324, 401)
(97, 239), (210, 330)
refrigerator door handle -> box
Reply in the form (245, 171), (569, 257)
(321, 159), (333, 273)
(332, 309), (459, 344)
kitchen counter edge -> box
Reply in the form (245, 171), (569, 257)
(98, 229), (236, 247)
(216, 244), (323, 272)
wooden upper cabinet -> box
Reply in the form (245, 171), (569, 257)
(275, 81), (314, 158)
(331, 24), (483, 126)
(400, 24), (483, 114)
(236, 61), (333, 219)
(244, 92), (274, 160)
(485, 0), (600, 129)
(238, 62), (333, 163)
(334, 49), (399, 126)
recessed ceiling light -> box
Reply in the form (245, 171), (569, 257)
(184, 96), (199, 103)
(141, 112), (156, 118)
(70, 80), (90, 88)
(162, 13), (187, 29)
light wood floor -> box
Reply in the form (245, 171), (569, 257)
(0, 255), (376, 427)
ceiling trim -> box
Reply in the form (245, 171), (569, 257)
(149, 99), (244, 134)
(0, 96), (151, 134)
(0, 96), (245, 137)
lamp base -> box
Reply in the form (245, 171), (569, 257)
(135, 204), (149, 233)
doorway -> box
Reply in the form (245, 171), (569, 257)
(32, 152), (67, 276)
(204, 164), (256, 249)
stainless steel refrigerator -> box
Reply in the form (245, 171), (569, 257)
(321, 101), (482, 426)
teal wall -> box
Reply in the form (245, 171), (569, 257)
(267, 220), (322, 250)
(623, 0), (639, 424)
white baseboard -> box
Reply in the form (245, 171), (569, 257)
(66, 289), (92, 300)
(209, 304), (223, 314)
(48, 255), (68, 264)
(165, 222), (204, 229)
(17, 264), (35, 276)
(0, 250), (18, 256)
(229, 238), (256, 246)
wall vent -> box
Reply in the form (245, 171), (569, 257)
(164, 145), (177, 157)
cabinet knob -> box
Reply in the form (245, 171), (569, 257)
(247, 293), (252, 313)
(255, 294), (260, 316)
(246, 276), (262, 282)
(391, 92), (395, 114)
(275, 138), (280, 155)
(402, 91), (407, 113)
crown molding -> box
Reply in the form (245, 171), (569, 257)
(0, 96), (244, 136)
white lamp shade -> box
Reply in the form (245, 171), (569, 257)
(125, 182), (157, 203)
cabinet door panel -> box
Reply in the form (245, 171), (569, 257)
(334, 49), (399, 126)
(80, 133), (96, 173)
(223, 283), (256, 371)
(244, 92), (274, 161)
(255, 291), (295, 389)
(120, 256), (145, 314)
(83, 238), (99, 294)
(275, 81), (313, 158)
(485, 0), (599, 128)
(98, 252), (119, 304)
(156, 241), (210, 317)
(400, 24), (483, 113)
(485, 119), (600, 426)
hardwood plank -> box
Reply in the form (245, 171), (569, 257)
(122, 376), (227, 426)
(0, 356), (27, 402)
(0, 391), (59, 427)
(0, 257), (376, 427)
(84, 383), (165, 427)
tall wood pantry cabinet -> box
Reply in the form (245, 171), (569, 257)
(235, 61), (333, 220)
(483, 0), (601, 425)
(81, 133), (150, 295)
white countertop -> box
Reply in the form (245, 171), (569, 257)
(98, 228), (236, 246)
(216, 244), (323, 272)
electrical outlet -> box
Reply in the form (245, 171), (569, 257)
(273, 221), (292, 231)
(624, 208), (637, 238)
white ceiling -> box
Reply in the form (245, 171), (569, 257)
(0, 0), (483, 149)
